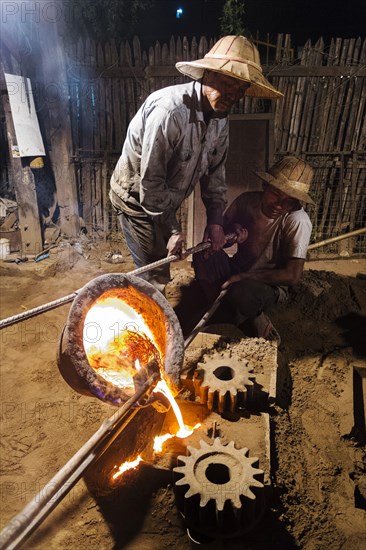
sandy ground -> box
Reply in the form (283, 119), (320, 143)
(0, 239), (366, 549)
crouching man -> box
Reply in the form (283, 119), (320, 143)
(193, 156), (315, 344)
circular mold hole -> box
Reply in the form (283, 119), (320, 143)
(205, 462), (231, 484)
(213, 366), (235, 381)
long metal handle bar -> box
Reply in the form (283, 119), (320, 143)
(182, 227), (366, 347)
(2, 227), (366, 331)
(0, 373), (159, 550)
(184, 288), (228, 348)
(0, 241), (211, 330)
(0, 257), (231, 548)
(0, 284), (230, 550)
(0, 284), (228, 549)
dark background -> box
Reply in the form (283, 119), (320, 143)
(136, 0), (365, 48)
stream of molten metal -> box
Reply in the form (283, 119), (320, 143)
(83, 296), (200, 481)
(152, 379), (200, 451)
(112, 380), (200, 479)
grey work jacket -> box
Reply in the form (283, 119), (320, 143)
(110, 81), (228, 233)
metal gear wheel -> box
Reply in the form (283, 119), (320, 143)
(174, 438), (265, 537)
(193, 350), (256, 412)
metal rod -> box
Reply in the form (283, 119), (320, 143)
(307, 227), (366, 250)
(1, 226), (364, 331)
(181, 228), (366, 347)
(0, 280), (227, 548)
(0, 407), (140, 550)
(0, 239), (237, 547)
(0, 241), (211, 330)
(0, 373), (159, 550)
(0, 293), (78, 329)
(184, 289), (228, 348)
(0, 249), (236, 549)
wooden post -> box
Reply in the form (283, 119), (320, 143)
(1, 53), (43, 255)
(38, 18), (80, 238)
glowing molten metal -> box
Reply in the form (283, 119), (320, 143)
(83, 296), (161, 388)
(113, 380), (201, 478)
(80, 286), (199, 480)
(112, 455), (143, 480)
(110, 376), (200, 479)
(152, 379), (201, 453)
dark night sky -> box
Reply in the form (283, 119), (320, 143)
(136, 0), (365, 48)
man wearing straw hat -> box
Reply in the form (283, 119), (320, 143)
(110, 35), (282, 292)
(193, 156), (315, 343)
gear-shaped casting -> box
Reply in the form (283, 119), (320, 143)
(174, 438), (265, 537)
(193, 350), (256, 412)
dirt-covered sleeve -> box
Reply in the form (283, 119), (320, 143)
(139, 107), (182, 233)
(200, 121), (229, 225)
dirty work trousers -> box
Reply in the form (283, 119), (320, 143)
(118, 211), (171, 293)
(193, 249), (288, 324)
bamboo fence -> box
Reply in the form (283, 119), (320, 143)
(64, 34), (365, 253)
(271, 34), (366, 252)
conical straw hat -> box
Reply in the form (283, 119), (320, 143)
(255, 156), (315, 204)
(175, 35), (282, 99)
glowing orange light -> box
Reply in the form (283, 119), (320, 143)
(152, 379), (201, 453)
(153, 433), (175, 453)
(83, 297), (160, 389)
(85, 295), (201, 470)
(154, 379), (194, 436)
(112, 455), (143, 479)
